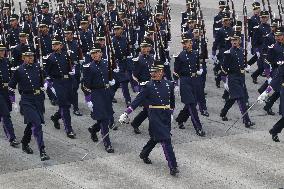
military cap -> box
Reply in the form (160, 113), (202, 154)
(113, 20), (124, 29)
(52, 36), (62, 45)
(140, 39), (151, 47)
(22, 46), (34, 56)
(90, 43), (102, 53)
(150, 64), (164, 72)
(146, 25), (155, 33)
(77, 0), (85, 6)
(222, 12), (230, 20)
(157, 0), (163, 4)
(0, 43), (7, 51)
(107, 0), (115, 4)
(270, 19), (280, 27)
(193, 24), (201, 32)
(252, 2), (261, 10)
(64, 25), (74, 33)
(138, 0), (145, 4)
(10, 14), (19, 21)
(236, 20), (242, 28)
(3, 3), (11, 9)
(80, 15), (89, 23)
(96, 31), (105, 40)
(181, 35), (192, 43)
(129, 2), (135, 7)
(118, 8), (125, 15)
(39, 19), (49, 27)
(219, 0), (226, 7)
(41, 2), (49, 8)
(186, 0), (194, 5)
(155, 4), (163, 15)
(275, 26), (284, 35)
(19, 29), (29, 37)
(260, 10), (269, 17)
(230, 31), (241, 39)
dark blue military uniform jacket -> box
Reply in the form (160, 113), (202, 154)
(0, 58), (12, 115)
(130, 79), (175, 141)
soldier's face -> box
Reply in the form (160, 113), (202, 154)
(52, 44), (62, 51)
(81, 23), (89, 30)
(91, 51), (102, 61)
(151, 70), (163, 80)
(114, 28), (123, 36)
(231, 38), (240, 47)
(193, 31), (200, 38)
(98, 40), (105, 47)
(223, 19), (230, 26)
(65, 33), (73, 40)
(261, 16), (269, 23)
(10, 20), (18, 27)
(0, 50), (5, 58)
(19, 36), (27, 43)
(188, 21), (195, 28)
(141, 46), (148, 54)
(184, 41), (193, 50)
(277, 35), (284, 43)
(138, 2), (144, 8)
(42, 7), (49, 13)
(23, 55), (34, 64)
(253, 8), (260, 15)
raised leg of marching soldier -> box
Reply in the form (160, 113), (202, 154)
(187, 103), (206, 136)
(1, 115), (20, 147)
(175, 105), (190, 129)
(131, 107), (148, 134)
(269, 117), (284, 142)
(263, 92), (280, 115)
(98, 119), (114, 153)
(251, 55), (265, 84)
(21, 123), (33, 154)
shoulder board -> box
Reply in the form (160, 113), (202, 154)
(83, 63), (90, 68)
(268, 44), (274, 48)
(214, 28), (221, 31)
(173, 54), (178, 58)
(264, 34), (270, 37)
(140, 81), (149, 86)
(11, 66), (19, 71)
(253, 26), (259, 29)
(224, 50), (230, 54)
(132, 57), (139, 61)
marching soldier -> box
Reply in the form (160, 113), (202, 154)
(83, 43), (115, 153)
(0, 43), (20, 147)
(250, 10), (271, 84)
(137, 0), (151, 45)
(213, 1), (226, 38)
(64, 25), (83, 116)
(6, 14), (20, 48)
(130, 40), (154, 134)
(220, 32), (255, 128)
(174, 36), (206, 136)
(8, 47), (50, 161)
(119, 64), (179, 176)
(258, 26), (284, 142)
(47, 37), (76, 139)
(111, 20), (132, 106)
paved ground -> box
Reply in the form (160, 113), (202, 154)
(0, 0), (283, 189)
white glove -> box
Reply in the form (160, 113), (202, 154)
(224, 82), (229, 91)
(12, 103), (19, 113)
(197, 68), (203, 75)
(79, 58), (85, 64)
(44, 82), (48, 91)
(67, 50), (74, 54)
(257, 91), (269, 104)
(69, 67), (76, 75)
(164, 61), (170, 65)
(87, 101), (93, 111)
(119, 112), (130, 124)
(245, 65), (251, 72)
(210, 55), (218, 65)
(256, 51), (260, 58)
(51, 87), (56, 96)
(267, 77), (272, 84)
(113, 67), (120, 73)
(109, 79), (116, 86)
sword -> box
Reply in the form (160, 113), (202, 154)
(81, 122), (123, 161)
(225, 101), (258, 133)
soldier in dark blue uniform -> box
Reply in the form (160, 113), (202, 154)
(119, 64), (179, 176)
(64, 25), (83, 116)
(46, 37), (76, 139)
(6, 14), (20, 48)
(174, 36), (206, 136)
(83, 43), (115, 153)
(137, 0), (150, 44)
(2, 3), (11, 31)
(79, 16), (94, 62)
(251, 11), (271, 84)
(130, 40), (154, 134)
(38, 2), (53, 33)
(111, 21), (132, 106)
(0, 44), (20, 147)
(75, 1), (85, 27)
(220, 32), (255, 128)
(8, 47), (50, 161)
(213, 0), (226, 38)
(257, 27), (284, 142)
(212, 12), (233, 88)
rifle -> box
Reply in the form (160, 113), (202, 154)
(267, 0), (273, 20)
(243, 2), (248, 66)
(277, 0), (283, 26)
(230, 0), (236, 26)
(261, 0), (267, 11)
(163, 0), (171, 43)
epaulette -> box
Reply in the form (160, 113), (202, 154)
(214, 28), (221, 31)
(268, 44), (274, 48)
(140, 81), (149, 86)
(11, 66), (19, 71)
(224, 50), (230, 54)
(264, 34), (270, 37)
(132, 57), (139, 62)
(173, 54), (178, 58)
(83, 63), (90, 68)
(253, 26), (259, 29)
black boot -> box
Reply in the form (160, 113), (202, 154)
(251, 75), (258, 84)
(139, 154), (152, 164)
(67, 131), (76, 139)
(245, 121), (255, 128)
(88, 127), (98, 142)
(178, 122), (185, 129)
(50, 113), (60, 129)
(131, 123), (141, 134)
(220, 110), (228, 121)
(269, 129), (280, 142)
(263, 106), (275, 116)
(10, 138), (20, 147)
(105, 145), (114, 153)
(22, 144), (33, 154)
(196, 129), (206, 137)
(73, 110), (83, 116)
(201, 110), (209, 117)
(40, 149), (50, 161)
(170, 167), (180, 176)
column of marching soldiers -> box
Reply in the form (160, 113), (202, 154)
(0, 0), (284, 176)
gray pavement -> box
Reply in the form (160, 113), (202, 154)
(0, 0), (284, 189)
